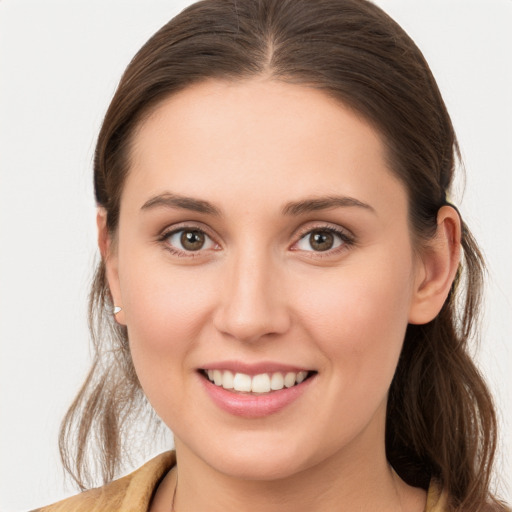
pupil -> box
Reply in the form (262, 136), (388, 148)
(181, 230), (205, 251)
(310, 231), (333, 251)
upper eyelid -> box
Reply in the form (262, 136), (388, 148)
(292, 222), (354, 241)
(159, 221), (218, 240)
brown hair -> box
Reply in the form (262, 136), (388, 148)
(59, 1), (507, 510)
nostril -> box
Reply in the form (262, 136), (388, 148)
(213, 307), (291, 344)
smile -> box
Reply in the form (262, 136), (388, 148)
(199, 366), (316, 418)
(202, 369), (311, 394)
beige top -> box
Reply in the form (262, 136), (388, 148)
(34, 451), (449, 512)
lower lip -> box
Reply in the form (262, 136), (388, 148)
(199, 373), (315, 418)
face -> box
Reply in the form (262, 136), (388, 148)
(106, 79), (426, 480)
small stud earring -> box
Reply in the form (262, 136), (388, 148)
(113, 306), (122, 315)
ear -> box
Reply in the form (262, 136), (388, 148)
(408, 206), (461, 325)
(97, 208), (126, 325)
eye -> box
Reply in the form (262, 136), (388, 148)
(295, 228), (348, 252)
(164, 228), (217, 253)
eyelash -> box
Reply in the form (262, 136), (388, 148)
(293, 225), (355, 257)
(157, 224), (355, 258)
(157, 224), (218, 258)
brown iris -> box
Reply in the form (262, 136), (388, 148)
(180, 230), (206, 251)
(309, 230), (335, 251)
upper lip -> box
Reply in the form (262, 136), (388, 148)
(200, 360), (313, 376)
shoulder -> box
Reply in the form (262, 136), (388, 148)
(426, 481), (511, 512)
(31, 451), (176, 512)
(425, 480), (449, 512)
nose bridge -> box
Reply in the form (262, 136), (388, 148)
(213, 243), (290, 343)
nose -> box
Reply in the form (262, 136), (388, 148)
(212, 249), (291, 343)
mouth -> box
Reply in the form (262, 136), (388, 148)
(199, 368), (316, 394)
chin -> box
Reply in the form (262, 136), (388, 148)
(212, 452), (308, 481)
(192, 432), (322, 482)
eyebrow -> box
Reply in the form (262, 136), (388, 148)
(282, 196), (375, 216)
(141, 193), (222, 216)
(141, 192), (375, 217)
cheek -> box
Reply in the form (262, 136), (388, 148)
(118, 258), (220, 425)
(118, 249), (217, 366)
(295, 251), (415, 382)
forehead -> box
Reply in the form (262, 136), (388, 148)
(125, 79), (406, 216)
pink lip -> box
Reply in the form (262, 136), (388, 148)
(201, 360), (311, 376)
(198, 371), (315, 419)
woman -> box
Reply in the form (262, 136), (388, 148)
(32, 0), (508, 510)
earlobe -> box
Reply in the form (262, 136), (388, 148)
(96, 209), (126, 325)
(408, 206), (461, 325)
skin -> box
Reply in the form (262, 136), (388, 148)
(99, 79), (461, 511)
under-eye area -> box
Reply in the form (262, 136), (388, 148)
(200, 369), (317, 394)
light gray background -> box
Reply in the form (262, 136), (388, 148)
(1, 1), (511, 510)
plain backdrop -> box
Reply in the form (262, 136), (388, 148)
(1, 1), (511, 510)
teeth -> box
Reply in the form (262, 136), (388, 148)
(213, 369), (223, 386)
(270, 372), (284, 390)
(296, 371), (308, 384)
(284, 372), (296, 388)
(204, 369), (310, 393)
(251, 373), (271, 393)
(222, 370), (234, 389)
(233, 372), (252, 392)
